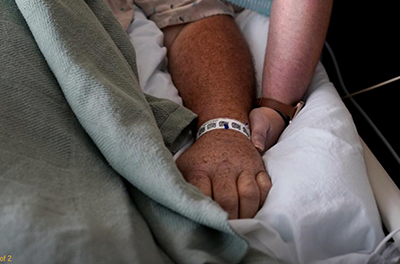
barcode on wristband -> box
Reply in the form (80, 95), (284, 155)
(196, 118), (251, 140)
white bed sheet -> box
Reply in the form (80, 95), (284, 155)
(126, 7), (400, 264)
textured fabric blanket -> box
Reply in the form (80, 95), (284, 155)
(0, 0), (275, 263)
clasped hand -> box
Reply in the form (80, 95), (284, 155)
(176, 107), (285, 219)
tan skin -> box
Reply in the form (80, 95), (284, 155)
(165, 16), (271, 219)
(163, 0), (333, 219)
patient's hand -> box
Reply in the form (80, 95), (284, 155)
(176, 130), (271, 219)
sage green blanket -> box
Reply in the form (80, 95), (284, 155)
(0, 0), (277, 263)
(0, 0), (281, 263)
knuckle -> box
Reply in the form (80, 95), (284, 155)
(191, 169), (209, 178)
(238, 173), (259, 201)
(257, 173), (272, 193)
(184, 169), (210, 184)
(260, 177), (272, 188)
(240, 186), (259, 202)
(218, 196), (237, 211)
(185, 169), (212, 197)
(190, 177), (208, 189)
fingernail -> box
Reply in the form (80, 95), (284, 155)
(254, 142), (264, 153)
(257, 172), (272, 187)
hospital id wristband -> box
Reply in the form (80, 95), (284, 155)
(196, 118), (251, 140)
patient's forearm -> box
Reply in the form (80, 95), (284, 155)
(262, 0), (333, 104)
(165, 15), (255, 127)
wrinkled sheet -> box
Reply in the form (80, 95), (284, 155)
(126, 6), (399, 264)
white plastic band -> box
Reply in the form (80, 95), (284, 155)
(196, 118), (251, 140)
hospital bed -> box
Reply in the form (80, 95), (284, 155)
(363, 139), (400, 246)
(0, 0), (399, 264)
(1, 0), (398, 262)
(128, 5), (400, 263)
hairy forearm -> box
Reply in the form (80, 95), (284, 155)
(166, 15), (255, 127)
(262, 0), (333, 105)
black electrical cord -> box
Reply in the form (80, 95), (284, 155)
(324, 41), (400, 166)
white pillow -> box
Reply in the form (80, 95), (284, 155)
(231, 10), (389, 264)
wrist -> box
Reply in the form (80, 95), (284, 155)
(197, 114), (249, 129)
(273, 109), (290, 126)
(198, 128), (249, 141)
(196, 118), (251, 141)
(255, 97), (305, 125)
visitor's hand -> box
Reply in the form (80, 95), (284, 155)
(249, 107), (286, 154)
(176, 129), (271, 219)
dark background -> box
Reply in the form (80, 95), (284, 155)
(321, 1), (399, 187)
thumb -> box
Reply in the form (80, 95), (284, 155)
(249, 108), (270, 154)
